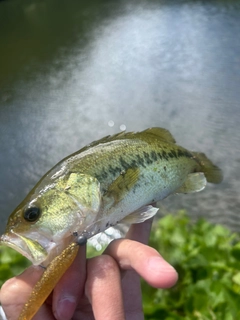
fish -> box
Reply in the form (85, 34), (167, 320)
(0, 127), (223, 319)
(1, 127), (223, 268)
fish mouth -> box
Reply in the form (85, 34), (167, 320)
(0, 230), (61, 267)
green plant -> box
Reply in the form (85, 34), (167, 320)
(142, 211), (240, 320)
(0, 247), (30, 287)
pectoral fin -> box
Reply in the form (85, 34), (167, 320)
(105, 168), (140, 204)
(121, 205), (159, 224)
(175, 172), (207, 194)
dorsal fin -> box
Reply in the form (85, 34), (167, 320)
(140, 127), (176, 143)
(77, 131), (126, 153)
(77, 127), (175, 154)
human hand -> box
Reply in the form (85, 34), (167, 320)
(0, 219), (178, 320)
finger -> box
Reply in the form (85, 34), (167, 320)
(85, 255), (125, 320)
(125, 218), (153, 244)
(53, 244), (87, 320)
(105, 239), (178, 288)
(32, 302), (55, 320)
(0, 266), (47, 320)
(122, 219), (153, 318)
(120, 269), (143, 320)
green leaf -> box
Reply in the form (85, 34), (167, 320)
(231, 243), (240, 260)
(142, 211), (240, 319)
(232, 272), (240, 285)
(0, 246), (31, 286)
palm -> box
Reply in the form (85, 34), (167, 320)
(0, 220), (178, 320)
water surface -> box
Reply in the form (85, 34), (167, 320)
(0, 0), (240, 233)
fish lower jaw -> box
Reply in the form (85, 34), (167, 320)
(0, 234), (37, 263)
(0, 232), (58, 266)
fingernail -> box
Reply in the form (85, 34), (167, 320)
(147, 256), (176, 274)
(56, 296), (77, 320)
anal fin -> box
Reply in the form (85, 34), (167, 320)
(120, 205), (159, 224)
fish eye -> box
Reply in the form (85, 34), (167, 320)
(23, 207), (41, 222)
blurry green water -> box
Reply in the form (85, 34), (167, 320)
(0, 0), (116, 87)
(0, 0), (240, 232)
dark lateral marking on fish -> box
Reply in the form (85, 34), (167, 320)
(143, 152), (153, 165)
(171, 150), (178, 158)
(108, 165), (115, 175)
(154, 148), (193, 162)
(164, 166), (167, 171)
(108, 165), (121, 176)
(177, 149), (185, 158)
(136, 155), (146, 168)
(162, 150), (169, 161)
(157, 152), (163, 160)
(97, 165), (121, 182)
(151, 151), (158, 161)
(130, 159), (138, 167)
(99, 147), (193, 182)
(177, 149), (192, 158)
(119, 156), (130, 170)
(101, 169), (108, 180)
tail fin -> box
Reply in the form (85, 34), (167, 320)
(192, 152), (223, 184)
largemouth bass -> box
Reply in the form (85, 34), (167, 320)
(1, 127), (223, 319)
(1, 128), (222, 267)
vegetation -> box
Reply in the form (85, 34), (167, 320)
(0, 245), (30, 287)
(143, 211), (240, 320)
(1, 211), (240, 319)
